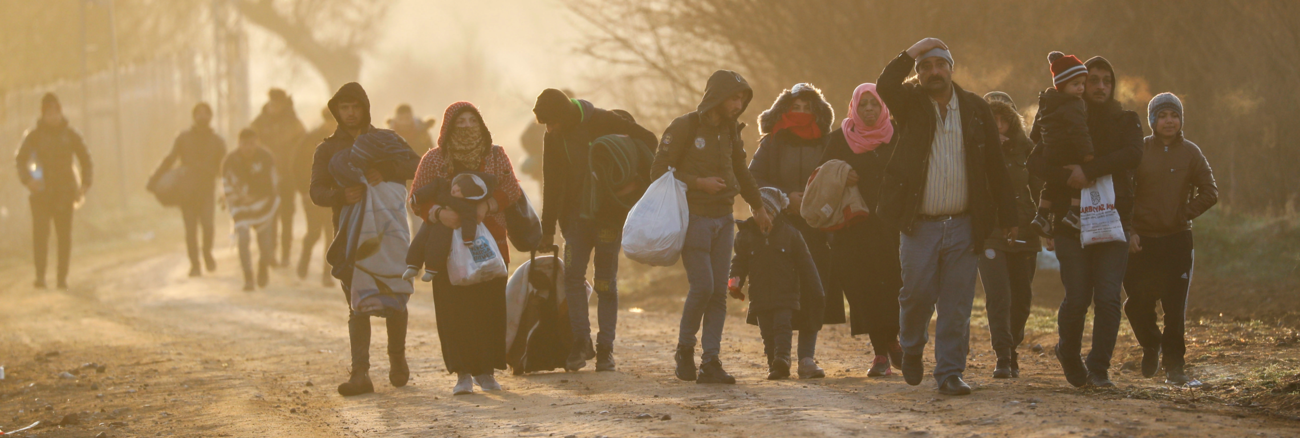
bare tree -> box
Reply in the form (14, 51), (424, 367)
(233, 0), (392, 91)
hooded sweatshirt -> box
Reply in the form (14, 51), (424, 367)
(308, 82), (419, 231)
(1029, 56), (1144, 234)
(649, 70), (764, 217)
(250, 98), (307, 191)
(541, 99), (657, 234)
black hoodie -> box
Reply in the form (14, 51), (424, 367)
(1028, 56), (1143, 234)
(649, 70), (763, 218)
(308, 82), (419, 231)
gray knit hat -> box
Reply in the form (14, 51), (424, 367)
(1147, 92), (1183, 128)
(759, 187), (789, 215)
(916, 47), (954, 70)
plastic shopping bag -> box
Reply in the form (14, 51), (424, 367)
(448, 222), (509, 286)
(1079, 175), (1127, 246)
(621, 168), (690, 266)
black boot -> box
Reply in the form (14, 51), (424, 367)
(674, 344), (696, 381)
(387, 312), (409, 387)
(1087, 370), (1115, 388)
(697, 358), (736, 384)
(596, 344), (616, 372)
(1055, 343), (1088, 388)
(1010, 351), (1021, 378)
(337, 368), (374, 396)
(938, 375), (972, 396)
(1165, 364), (1192, 386)
(1141, 346), (1161, 378)
(566, 336), (592, 371)
(767, 356), (790, 380)
(993, 357), (1014, 379)
(902, 353), (924, 386)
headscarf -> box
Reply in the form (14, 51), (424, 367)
(437, 101), (493, 172)
(841, 83), (894, 154)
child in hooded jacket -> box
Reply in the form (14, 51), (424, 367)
(1030, 51), (1094, 236)
(403, 171), (497, 281)
(728, 187), (824, 380)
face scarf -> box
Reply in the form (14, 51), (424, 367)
(448, 125), (487, 171)
(842, 83), (894, 154)
(771, 111), (822, 140)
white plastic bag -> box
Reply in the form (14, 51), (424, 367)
(448, 223), (508, 286)
(622, 168), (690, 266)
(1079, 175), (1127, 246)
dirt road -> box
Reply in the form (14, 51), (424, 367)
(2, 240), (1298, 437)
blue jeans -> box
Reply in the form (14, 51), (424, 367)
(678, 214), (734, 363)
(899, 216), (978, 383)
(1054, 233), (1128, 374)
(561, 217), (621, 348)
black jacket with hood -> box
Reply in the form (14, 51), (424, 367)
(875, 52), (1017, 252)
(15, 118), (93, 204)
(308, 82), (420, 231)
(1028, 56), (1144, 235)
(749, 85), (834, 198)
(541, 99), (657, 235)
(1032, 87), (1094, 167)
(153, 125), (227, 197)
(730, 216), (823, 316)
(649, 70), (764, 218)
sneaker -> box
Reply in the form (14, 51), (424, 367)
(474, 373), (502, 391)
(421, 270), (437, 282)
(1055, 343), (1088, 388)
(1087, 370), (1115, 388)
(867, 355), (892, 377)
(1062, 208), (1082, 230)
(596, 344), (616, 372)
(566, 336), (592, 371)
(797, 357), (825, 379)
(674, 344), (697, 381)
(1141, 346), (1161, 378)
(453, 373), (475, 395)
(1032, 212), (1053, 237)
(697, 359), (736, 384)
(337, 369), (374, 396)
(401, 266), (420, 281)
(993, 357), (1014, 379)
(767, 357), (791, 380)
(389, 354), (409, 387)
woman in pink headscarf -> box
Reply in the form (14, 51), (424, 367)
(818, 83), (903, 378)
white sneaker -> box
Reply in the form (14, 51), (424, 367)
(474, 373), (502, 391)
(453, 373), (475, 395)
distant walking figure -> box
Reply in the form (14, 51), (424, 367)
(15, 93), (93, 290)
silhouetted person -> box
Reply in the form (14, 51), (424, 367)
(15, 93), (92, 290)
(295, 106), (337, 286)
(250, 88), (306, 267)
(152, 102), (227, 277)
(223, 128), (279, 291)
(387, 104), (435, 156)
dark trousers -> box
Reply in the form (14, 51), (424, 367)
(276, 188), (296, 264)
(978, 249), (1037, 358)
(1054, 233), (1129, 374)
(30, 198), (74, 284)
(298, 203), (333, 277)
(1123, 230), (1193, 368)
(561, 216), (621, 349)
(432, 274), (508, 375)
(757, 308), (794, 363)
(236, 222), (275, 283)
(342, 277), (409, 371)
(180, 195), (216, 269)
(834, 221), (901, 355)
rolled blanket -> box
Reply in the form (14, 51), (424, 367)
(330, 129), (420, 186)
(579, 134), (654, 222)
(800, 159), (869, 231)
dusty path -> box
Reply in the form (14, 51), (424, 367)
(1, 241), (1298, 437)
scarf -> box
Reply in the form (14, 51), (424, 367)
(772, 111), (822, 140)
(841, 83), (894, 153)
(448, 126), (487, 171)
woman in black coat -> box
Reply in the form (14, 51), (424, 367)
(748, 83), (835, 378)
(819, 83), (903, 378)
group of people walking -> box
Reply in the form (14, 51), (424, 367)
(15, 36), (1217, 398)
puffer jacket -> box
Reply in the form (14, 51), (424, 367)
(731, 216), (823, 315)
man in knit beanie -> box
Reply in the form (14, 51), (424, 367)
(532, 88), (581, 129)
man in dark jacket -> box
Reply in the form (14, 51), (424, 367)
(875, 38), (1017, 395)
(308, 82), (420, 397)
(649, 70), (773, 384)
(251, 88), (307, 267)
(533, 88), (658, 373)
(152, 102), (227, 277)
(15, 93), (93, 290)
(294, 106), (337, 286)
(1029, 56), (1144, 388)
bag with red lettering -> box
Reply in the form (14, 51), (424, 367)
(1079, 175), (1127, 246)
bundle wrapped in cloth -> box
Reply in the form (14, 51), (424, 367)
(800, 159), (870, 231)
